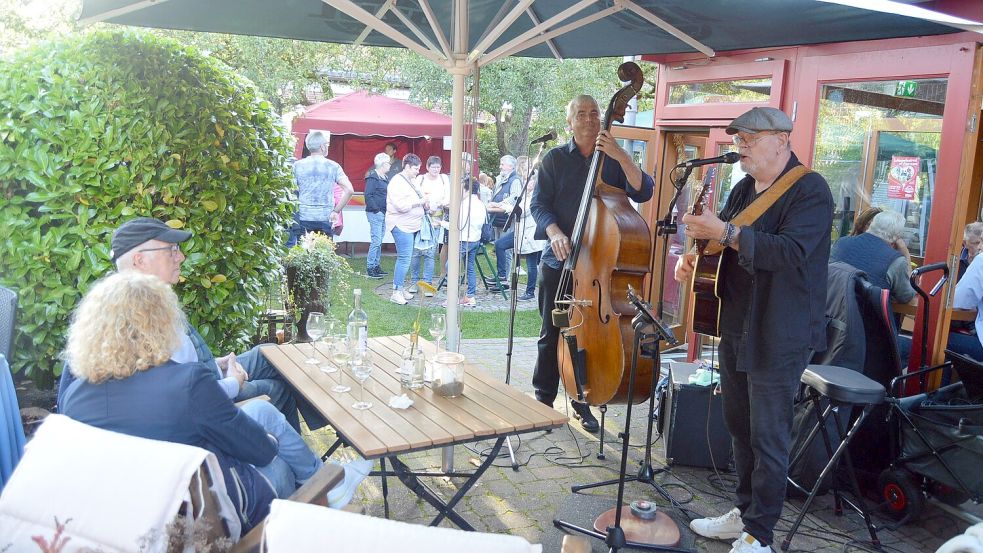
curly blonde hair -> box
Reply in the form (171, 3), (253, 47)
(65, 272), (185, 383)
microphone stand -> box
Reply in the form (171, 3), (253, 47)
(498, 142), (550, 471)
(654, 165), (693, 319)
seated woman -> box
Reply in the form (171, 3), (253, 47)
(59, 271), (371, 532)
(831, 210), (914, 304)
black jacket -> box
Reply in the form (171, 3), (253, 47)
(718, 153), (834, 372)
(364, 171), (389, 213)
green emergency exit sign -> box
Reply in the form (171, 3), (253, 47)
(895, 81), (918, 98)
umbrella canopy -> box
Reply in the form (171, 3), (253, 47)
(78, 0), (982, 350)
(81, 0), (974, 66)
(295, 91), (452, 138)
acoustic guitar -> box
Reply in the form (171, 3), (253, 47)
(689, 169), (723, 337)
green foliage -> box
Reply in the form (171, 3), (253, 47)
(0, 30), (294, 381)
(403, 55), (656, 165)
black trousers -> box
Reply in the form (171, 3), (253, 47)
(718, 336), (809, 546)
(533, 262), (569, 404)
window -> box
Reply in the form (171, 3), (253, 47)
(668, 78), (772, 105)
(813, 78), (947, 259)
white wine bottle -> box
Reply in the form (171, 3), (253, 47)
(347, 288), (369, 353)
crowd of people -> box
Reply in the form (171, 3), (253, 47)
(288, 132), (548, 308)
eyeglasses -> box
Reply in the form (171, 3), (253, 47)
(138, 244), (182, 256)
(732, 132), (781, 147)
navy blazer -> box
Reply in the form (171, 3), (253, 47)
(60, 360), (278, 529)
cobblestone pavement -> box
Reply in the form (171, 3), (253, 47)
(302, 337), (979, 552)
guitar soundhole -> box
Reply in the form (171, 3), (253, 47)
(592, 279), (610, 323)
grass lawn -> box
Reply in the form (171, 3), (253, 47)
(323, 253), (542, 340)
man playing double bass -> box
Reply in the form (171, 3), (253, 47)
(530, 94), (655, 432)
(675, 107), (833, 553)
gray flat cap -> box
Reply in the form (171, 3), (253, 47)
(726, 107), (793, 135)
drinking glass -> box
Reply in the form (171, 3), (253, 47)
(429, 313), (446, 353)
(350, 349), (374, 410)
(318, 321), (339, 375)
(330, 337), (352, 393)
(305, 312), (326, 365)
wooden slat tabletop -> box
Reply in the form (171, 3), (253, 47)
(261, 335), (568, 460)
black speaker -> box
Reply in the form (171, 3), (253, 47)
(664, 361), (732, 469)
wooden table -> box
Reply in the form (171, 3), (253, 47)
(261, 335), (567, 529)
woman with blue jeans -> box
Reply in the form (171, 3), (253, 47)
(385, 153), (425, 305)
(363, 152), (391, 278)
(443, 178), (487, 307)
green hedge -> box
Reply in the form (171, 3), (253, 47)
(0, 31), (294, 382)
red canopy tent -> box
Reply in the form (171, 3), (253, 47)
(292, 91), (453, 197)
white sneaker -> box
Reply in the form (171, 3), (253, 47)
(690, 507), (743, 540)
(390, 291), (408, 305)
(326, 458), (373, 509)
(424, 291), (435, 298)
(401, 290), (415, 301)
(729, 532), (770, 553)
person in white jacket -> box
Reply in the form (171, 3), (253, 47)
(513, 171), (547, 300)
(442, 177), (487, 308)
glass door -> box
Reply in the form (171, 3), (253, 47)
(654, 131), (708, 349)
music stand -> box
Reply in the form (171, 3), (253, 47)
(553, 288), (691, 552)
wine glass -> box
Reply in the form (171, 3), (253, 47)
(318, 321), (339, 374)
(305, 312), (326, 365)
(429, 313), (446, 353)
(330, 337), (352, 393)
(350, 348), (374, 410)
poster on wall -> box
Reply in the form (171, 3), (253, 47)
(888, 156), (919, 200)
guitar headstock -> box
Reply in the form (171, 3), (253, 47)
(690, 181), (712, 216)
(688, 164), (718, 217)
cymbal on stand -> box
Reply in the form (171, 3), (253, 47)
(592, 502), (681, 547)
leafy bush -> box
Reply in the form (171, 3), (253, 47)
(0, 30), (295, 382)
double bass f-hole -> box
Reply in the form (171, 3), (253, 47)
(591, 279), (609, 324)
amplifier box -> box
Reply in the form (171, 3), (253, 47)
(664, 361), (732, 470)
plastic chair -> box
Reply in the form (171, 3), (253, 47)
(0, 286), (17, 363)
(0, 414), (240, 551)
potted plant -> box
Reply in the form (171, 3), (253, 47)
(283, 232), (352, 341)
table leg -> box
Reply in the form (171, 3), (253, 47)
(387, 437), (506, 530)
(320, 437), (344, 461)
(380, 457), (390, 520)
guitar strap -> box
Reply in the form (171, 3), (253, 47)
(702, 165), (812, 256)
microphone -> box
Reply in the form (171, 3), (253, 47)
(676, 151), (741, 168)
(530, 130), (557, 145)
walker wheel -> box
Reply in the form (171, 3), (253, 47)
(878, 468), (924, 521)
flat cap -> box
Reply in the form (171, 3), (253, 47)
(110, 217), (191, 262)
(726, 107), (793, 135)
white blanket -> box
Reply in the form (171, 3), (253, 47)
(264, 499), (542, 553)
(0, 414), (239, 552)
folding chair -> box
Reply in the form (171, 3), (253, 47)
(435, 244), (508, 300)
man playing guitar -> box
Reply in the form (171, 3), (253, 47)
(674, 107), (833, 553)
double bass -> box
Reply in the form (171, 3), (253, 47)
(554, 62), (655, 407)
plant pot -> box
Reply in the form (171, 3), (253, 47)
(286, 265), (329, 342)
